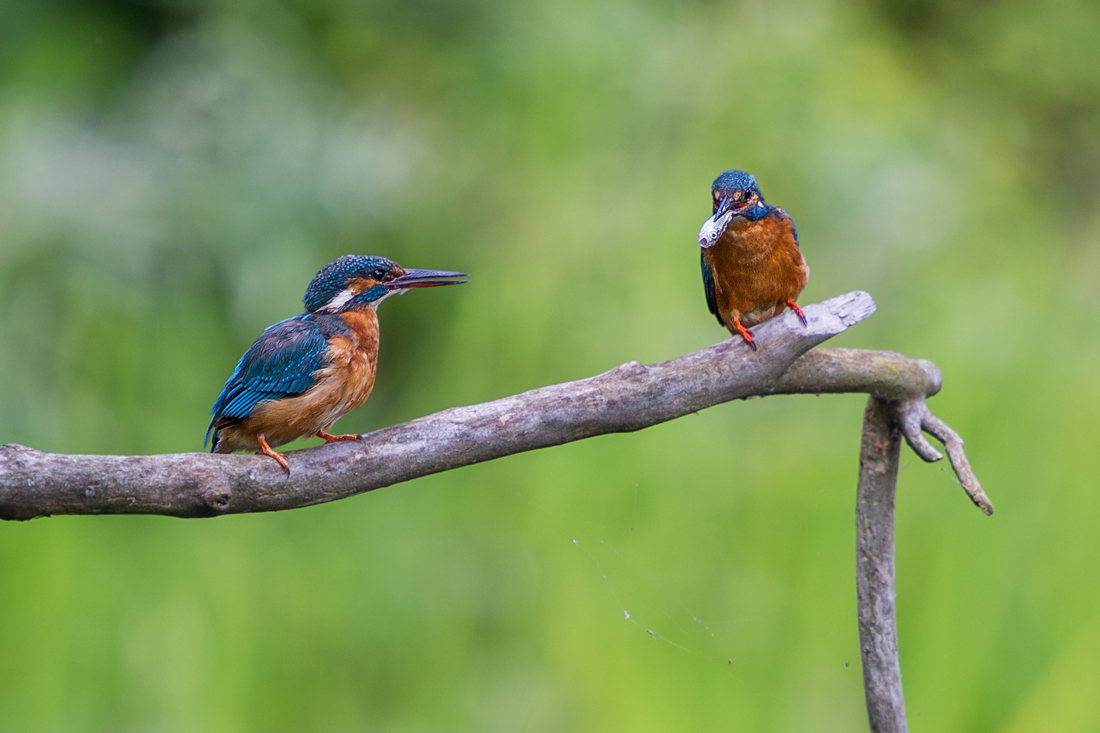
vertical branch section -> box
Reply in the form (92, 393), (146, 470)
(856, 397), (908, 733)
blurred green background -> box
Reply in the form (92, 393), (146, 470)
(1, 0), (1098, 730)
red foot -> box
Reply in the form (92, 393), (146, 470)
(733, 318), (757, 351)
(316, 430), (361, 443)
(256, 434), (290, 474)
(785, 300), (807, 326)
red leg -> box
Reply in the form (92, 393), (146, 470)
(316, 430), (361, 443)
(785, 299), (807, 326)
(256, 434), (290, 474)
(732, 317), (757, 351)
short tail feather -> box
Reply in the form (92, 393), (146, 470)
(205, 417), (219, 452)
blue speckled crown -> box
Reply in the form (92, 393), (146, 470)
(712, 170), (762, 200)
(303, 255), (398, 312)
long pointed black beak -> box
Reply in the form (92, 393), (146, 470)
(391, 269), (469, 288)
(715, 195), (734, 217)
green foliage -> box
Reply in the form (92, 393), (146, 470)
(1, 0), (1099, 729)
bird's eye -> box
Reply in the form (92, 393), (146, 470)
(371, 268), (387, 280)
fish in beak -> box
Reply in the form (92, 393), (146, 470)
(698, 196), (737, 249)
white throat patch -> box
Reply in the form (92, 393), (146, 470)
(321, 289), (354, 313)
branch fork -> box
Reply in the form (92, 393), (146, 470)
(895, 397), (992, 514)
(0, 290), (989, 733)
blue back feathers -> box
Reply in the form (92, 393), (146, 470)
(775, 207), (799, 245)
(701, 250), (721, 326)
(206, 313), (349, 448)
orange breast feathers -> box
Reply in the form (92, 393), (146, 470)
(229, 310), (380, 450)
(704, 209), (809, 329)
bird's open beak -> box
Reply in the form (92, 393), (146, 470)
(391, 269), (469, 288)
(698, 196), (736, 249)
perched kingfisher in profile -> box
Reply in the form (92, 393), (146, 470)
(206, 255), (467, 472)
(697, 170), (809, 349)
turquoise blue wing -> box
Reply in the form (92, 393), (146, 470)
(774, 207), (799, 246)
(206, 315), (329, 447)
(701, 250), (723, 327)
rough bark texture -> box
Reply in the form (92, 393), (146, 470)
(1, 290), (876, 520)
(857, 397), (908, 733)
(0, 290), (990, 522)
(0, 289), (993, 733)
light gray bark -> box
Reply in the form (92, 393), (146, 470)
(857, 397), (908, 733)
(0, 290), (878, 520)
(0, 289), (991, 731)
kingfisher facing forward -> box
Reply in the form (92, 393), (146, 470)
(697, 170), (809, 349)
(206, 255), (466, 471)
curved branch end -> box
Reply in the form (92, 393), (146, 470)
(892, 400), (994, 516)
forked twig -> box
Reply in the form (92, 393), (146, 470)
(0, 290), (990, 733)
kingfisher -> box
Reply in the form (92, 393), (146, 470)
(697, 170), (809, 349)
(206, 255), (467, 472)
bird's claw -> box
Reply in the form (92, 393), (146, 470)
(786, 300), (807, 327)
(256, 434), (290, 475)
(733, 319), (757, 351)
(316, 430), (361, 443)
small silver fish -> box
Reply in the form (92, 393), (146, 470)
(698, 211), (733, 249)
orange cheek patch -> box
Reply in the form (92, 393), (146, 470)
(346, 277), (377, 294)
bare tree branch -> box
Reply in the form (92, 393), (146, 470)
(0, 290), (986, 522)
(918, 406), (991, 514)
(0, 290), (865, 520)
(857, 396), (909, 733)
(0, 288), (994, 733)
(769, 350), (992, 515)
